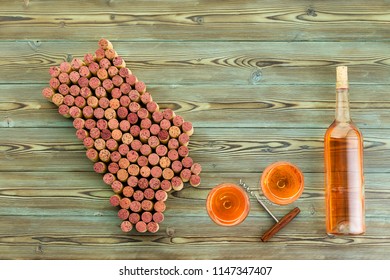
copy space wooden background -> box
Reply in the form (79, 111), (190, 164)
(0, 0), (389, 260)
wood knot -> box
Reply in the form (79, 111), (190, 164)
(250, 69), (263, 84)
(166, 227), (175, 237)
(35, 244), (44, 254)
(306, 8), (317, 17)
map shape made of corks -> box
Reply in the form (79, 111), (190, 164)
(42, 39), (202, 234)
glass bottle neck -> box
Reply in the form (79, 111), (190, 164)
(335, 88), (351, 122)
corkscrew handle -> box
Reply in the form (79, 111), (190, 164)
(261, 207), (300, 242)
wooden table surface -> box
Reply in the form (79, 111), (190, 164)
(0, 0), (389, 260)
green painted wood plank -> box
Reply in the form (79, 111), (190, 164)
(1, 84), (390, 129)
(1, 0), (389, 41)
(0, 42), (389, 85)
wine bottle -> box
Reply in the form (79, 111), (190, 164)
(324, 66), (365, 235)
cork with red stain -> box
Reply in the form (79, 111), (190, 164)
(137, 178), (149, 190)
(108, 66), (119, 78)
(141, 200), (154, 212)
(121, 221), (133, 233)
(118, 208), (130, 220)
(119, 198), (131, 210)
(135, 221), (147, 233)
(160, 180), (172, 192)
(146, 101), (159, 113)
(111, 181), (123, 194)
(141, 211), (153, 223)
(153, 212), (165, 224)
(147, 222), (159, 233)
(108, 162), (120, 175)
(140, 118), (152, 132)
(172, 176), (184, 191)
(129, 213), (140, 225)
(108, 119), (119, 130)
(109, 194), (121, 207)
(143, 188), (155, 200)
(122, 186), (134, 198)
(149, 178), (161, 191)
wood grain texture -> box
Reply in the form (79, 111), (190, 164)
(2, 84), (390, 128)
(1, 0), (390, 260)
(1, 41), (390, 85)
(0, 0), (389, 41)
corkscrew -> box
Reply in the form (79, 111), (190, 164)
(239, 179), (301, 242)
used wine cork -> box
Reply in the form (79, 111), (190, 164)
(149, 178), (161, 191)
(99, 58), (111, 70)
(138, 178), (149, 190)
(49, 66), (61, 78)
(103, 172), (116, 185)
(98, 38), (113, 50)
(150, 166), (162, 178)
(99, 149), (111, 162)
(141, 200), (154, 212)
(168, 139), (179, 150)
(141, 211), (153, 223)
(154, 201), (166, 212)
(119, 83), (131, 95)
(90, 127), (102, 140)
(60, 62), (72, 73)
(93, 162), (106, 174)
(126, 74), (138, 86)
(109, 194), (121, 207)
(127, 176), (139, 188)
(130, 201), (142, 213)
(83, 137), (94, 149)
(122, 186), (134, 198)
(147, 222), (160, 233)
(180, 168), (192, 183)
(148, 153), (160, 166)
(121, 220), (133, 233)
(42, 87), (55, 100)
(135, 221), (147, 233)
(83, 53), (95, 65)
(137, 156), (148, 167)
(336, 65), (349, 89)
(118, 209), (130, 220)
(163, 108), (175, 120)
(160, 180), (172, 192)
(150, 124), (161, 136)
(110, 151), (122, 163)
(111, 178), (124, 190)
(85, 119), (96, 130)
(135, 81), (146, 94)
(112, 75), (124, 88)
(78, 66), (91, 78)
(172, 176), (184, 191)
(119, 67), (132, 78)
(108, 162), (120, 175)
(129, 213), (140, 225)
(94, 48), (105, 62)
(119, 197), (131, 210)
(58, 104), (70, 118)
(155, 190), (168, 201)
(69, 85), (80, 97)
(191, 163), (202, 175)
(108, 118), (119, 130)
(153, 212), (165, 223)
(87, 61), (99, 76)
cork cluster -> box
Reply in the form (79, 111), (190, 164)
(42, 39), (201, 233)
